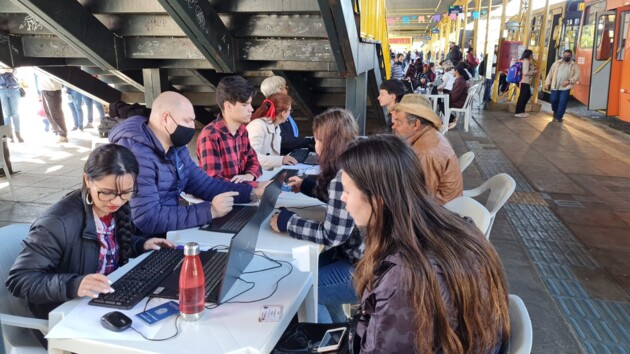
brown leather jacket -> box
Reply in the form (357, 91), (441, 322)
(407, 125), (463, 204)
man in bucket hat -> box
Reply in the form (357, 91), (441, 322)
(391, 94), (463, 204)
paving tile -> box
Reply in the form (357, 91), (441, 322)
(556, 208), (629, 229)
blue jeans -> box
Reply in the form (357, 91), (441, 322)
(0, 87), (21, 132)
(83, 96), (104, 123)
(317, 249), (358, 323)
(549, 89), (570, 120)
(68, 90), (84, 128)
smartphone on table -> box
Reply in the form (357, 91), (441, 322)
(316, 327), (347, 353)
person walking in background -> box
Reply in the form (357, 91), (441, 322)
(66, 87), (84, 131)
(544, 49), (580, 122)
(83, 96), (104, 129)
(0, 69), (23, 143)
(465, 47), (479, 77)
(38, 75), (68, 143)
(515, 50), (537, 118)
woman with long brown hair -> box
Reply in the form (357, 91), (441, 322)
(247, 93), (297, 169)
(270, 108), (362, 323)
(339, 134), (510, 353)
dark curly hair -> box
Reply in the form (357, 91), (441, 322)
(82, 144), (139, 265)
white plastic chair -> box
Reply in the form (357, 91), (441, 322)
(451, 84), (479, 132)
(0, 224), (48, 354)
(508, 294), (533, 354)
(464, 173), (516, 239)
(444, 196), (491, 235)
(458, 151), (475, 173)
(0, 125), (16, 201)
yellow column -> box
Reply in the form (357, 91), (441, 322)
(483, 0), (491, 57)
(473, 0), (482, 51)
(532, 0), (550, 104)
(462, 0), (469, 48)
(492, 0), (509, 102)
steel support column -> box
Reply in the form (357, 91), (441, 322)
(345, 72), (367, 135)
(492, 0), (509, 102)
(142, 69), (168, 108)
(532, 0), (551, 104)
(318, 0), (360, 76)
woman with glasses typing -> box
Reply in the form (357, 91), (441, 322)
(247, 93), (298, 170)
(270, 108), (362, 324)
(338, 135), (509, 353)
(7, 144), (174, 324)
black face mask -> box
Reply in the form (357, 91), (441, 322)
(167, 114), (195, 147)
(563, 56), (571, 62)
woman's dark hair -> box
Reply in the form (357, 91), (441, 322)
(521, 49), (533, 59)
(455, 64), (470, 80)
(82, 144), (139, 265)
(216, 75), (257, 113)
(340, 135), (510, 353)
(312, 108), (358, 199)
(251, 93), (292, 122)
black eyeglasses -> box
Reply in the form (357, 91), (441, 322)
(90, 183), (135, 202)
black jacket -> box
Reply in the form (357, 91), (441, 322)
(279, 119), (314, 155)
(6, 190), (146, 319)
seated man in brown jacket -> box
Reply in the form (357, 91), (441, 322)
(391, 94), (463, 204)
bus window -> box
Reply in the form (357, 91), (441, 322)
(618, 12), (630, 61)
(596, 14), (615, 60)
(580, 2), (606, 49)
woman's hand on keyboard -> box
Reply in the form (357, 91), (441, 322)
(77, 273), (114, 298)
(282, 155), (298, 165)
(143, 238), (176, 251)
(286, 176), (303, 193)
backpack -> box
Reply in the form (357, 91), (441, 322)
(98, 115), (123, 138)
(506, 61), (523, 84)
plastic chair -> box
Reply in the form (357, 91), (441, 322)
(0, 125), (16, 201)
(464, 173), (516, 239)
(444, 196), (491, 235)
(0, 224), (48, 354)
(451, 84), (479, 132)
(458, 151), (475, 173)
(508, 294), (533, 354)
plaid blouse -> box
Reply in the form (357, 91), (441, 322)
(93, 212), (118, 275)
(196, 116), (262, 182)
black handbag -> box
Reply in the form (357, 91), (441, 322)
(273, 310), (362, 354)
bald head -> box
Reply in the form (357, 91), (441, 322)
(149, 91), (194, 124)
(147, 91), (196, 152)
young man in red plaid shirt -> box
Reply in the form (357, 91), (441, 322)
(196, 76), (262, 184)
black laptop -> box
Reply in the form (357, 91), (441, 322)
(152, 173), (286, 304)
(200, 172), (287, 233)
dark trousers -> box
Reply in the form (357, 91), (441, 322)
(515, 83), (531, 114)
(42, 90), (67, 136)
(483, 78), (494, 102)
(550, 89), (570, 121)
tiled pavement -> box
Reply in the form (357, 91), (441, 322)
(1, 102), (630, 353)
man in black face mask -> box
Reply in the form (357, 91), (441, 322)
(544, 49), (581, 122)
(108, 91), (268, 237)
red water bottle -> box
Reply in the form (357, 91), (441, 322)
(179, 242), (205, 321)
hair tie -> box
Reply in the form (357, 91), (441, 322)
(262, 99), (276, 120)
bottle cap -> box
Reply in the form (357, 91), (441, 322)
(183, 242), (200, 256)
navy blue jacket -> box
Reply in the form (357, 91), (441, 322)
(109, 116), (252, 236)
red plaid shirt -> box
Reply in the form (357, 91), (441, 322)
(196, 116), (262, 182)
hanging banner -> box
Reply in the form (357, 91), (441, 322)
(433, 14), (441, 22)
(472, 11), (480, 20)
(431, 28), (440, 34)
(426, 35), (432, 40)
(402, 16), (409, 24)
(389, 36), (413, 45)
(449, 13), (457, 20)
(481, 9), (488, 15)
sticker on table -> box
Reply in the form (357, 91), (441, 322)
(259, 305), (283, 322)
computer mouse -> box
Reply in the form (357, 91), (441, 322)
(100, 311), (132, 332)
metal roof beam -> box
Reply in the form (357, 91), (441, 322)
(157, 0), (237, 73)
